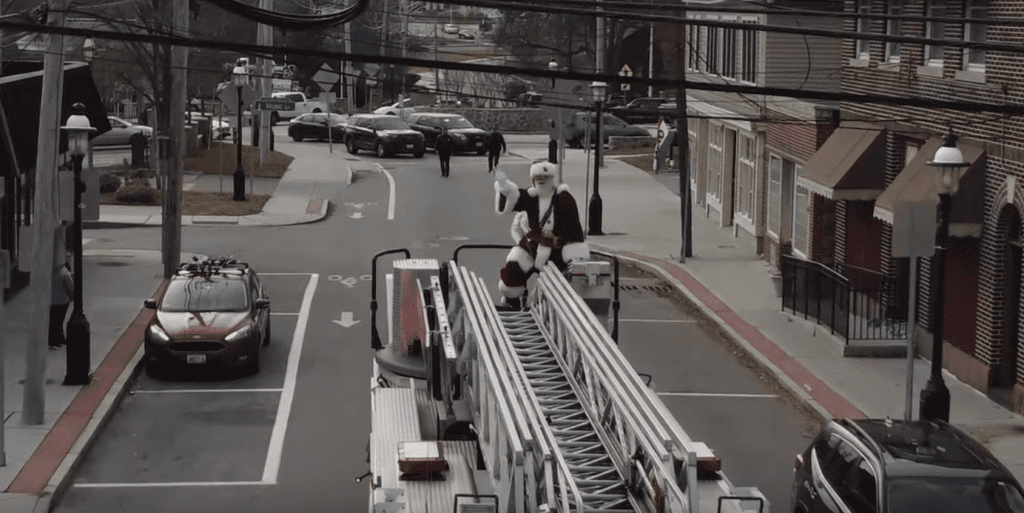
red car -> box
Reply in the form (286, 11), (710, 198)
(143, 258), (271, 376)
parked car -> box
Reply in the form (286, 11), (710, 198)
(457, 30), (475, 40)
(792, 417), (1024, 513)
(92, 116), (153, 146)
(373, 98), (417, 116)
(142, 257), (271, 376)
(287, 112), (347, 142)
(563, 111), (652, 148)
(443, 23), (459, 34)
(344, 114), (425, 158)
(406, 112), (488, 155)
(608, 97), (670, 124)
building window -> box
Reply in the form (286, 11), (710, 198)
(708, 123), (724, 201)
(736, 134), (756, 220)
(741, 21), (758, 84)
(722, 25), (737, 79)
(886, 0), (904, 62)
(794, 183), (809, 256)
(707, 26), (719, 75)
(687, 24), (699, 71)
(689, 117), (699, 187)
(699, 25), (708, 73)
(963, 0), (987, 72)
(856, 0), (872, 59)
(768, 156), (782, 236)
(924, 0), (946, 66)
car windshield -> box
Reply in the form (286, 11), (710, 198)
(326, 113), (346, 124)
(374, 118), (411, 130)
(161, 276), (249, 312)
(439, 117), (473, 129)
(888, 477), (1024, 513)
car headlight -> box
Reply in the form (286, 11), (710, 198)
(148, 324), (170, 343)
(225, 323), (253, 343)
(454, 134), (467, 143)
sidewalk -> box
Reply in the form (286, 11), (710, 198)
(1, 144), (1022, 512)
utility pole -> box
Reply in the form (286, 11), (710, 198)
(258, 0), (272, 164)
(25, 0), (67, 424)
(677, 15), (692, 261)
(164, 0), (187, 278)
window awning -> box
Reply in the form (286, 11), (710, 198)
(873, 137), (986, 238)
(797, 121), (886, 201)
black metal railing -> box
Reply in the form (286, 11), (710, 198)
(782, 256), (910, 343)
(781, 255), (850, 339)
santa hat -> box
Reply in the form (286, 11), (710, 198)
(530, 161), (557, 181)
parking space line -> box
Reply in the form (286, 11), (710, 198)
(270, 312), (299, 316)
(76, 481), (270, 488)
(132, 388), (284, 394)
(262, 273), (318, 484)
(619, 318), (697, 323)
(659, 392), (779, 398)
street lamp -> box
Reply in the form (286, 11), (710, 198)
(588, 81), (607, 236)
(81, 38), (95, 62)
(548, 58), (558, 88)
(232, 65), (248, 201)
(60, 102), (96, 386)
(919, 129), (970, 422)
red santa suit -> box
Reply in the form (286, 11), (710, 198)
(495, 161), (589, 304)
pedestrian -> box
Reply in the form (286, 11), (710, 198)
(436, 126), (455, 178)
(50, 262), (73, 349)
(485, 127), (506, 173)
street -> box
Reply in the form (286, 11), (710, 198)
(51, 126), (816, 512)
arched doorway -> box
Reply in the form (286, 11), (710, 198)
(996, 205), (1022, 402)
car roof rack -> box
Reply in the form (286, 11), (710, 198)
(176, 256), (249, 276)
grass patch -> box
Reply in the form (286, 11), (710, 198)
(97, 141), (289, 215)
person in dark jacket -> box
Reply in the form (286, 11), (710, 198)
(436, 127), (455, 177)
(485, 127), (506, 172)
(50, 262), (74, 349)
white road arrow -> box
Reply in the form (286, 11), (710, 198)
(349, 212), (364, 219)
(333, 311), (360, 328)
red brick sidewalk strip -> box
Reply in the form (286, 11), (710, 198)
(623, 251), (866, 421)
(7, 295), (159, 494)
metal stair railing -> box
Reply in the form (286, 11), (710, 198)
(445, 266), (529, 513)
(533, 263), (699, 513)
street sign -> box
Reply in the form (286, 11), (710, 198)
(619, 64), (633, 77)
(255, 98), (295, 111)
(621, 83), (630, 91)
(313, 63), (341, 93)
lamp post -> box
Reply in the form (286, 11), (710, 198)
(81, 38), (95, 62)
(232, 65), (248, 201)
(919, 129), (970, 422)
(588, 81), (607, 236)
(61, 103), (96, 386)
(548, 58), (558, 88)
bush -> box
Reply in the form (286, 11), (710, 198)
(115, 182), (159, 204)
(99, 173), (122, 193)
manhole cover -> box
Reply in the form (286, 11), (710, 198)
(97, 261), (130, 267)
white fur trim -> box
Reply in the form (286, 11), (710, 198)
(494, 182), (520, 214)
(498, 281), (525, 299)
(534, 245), (552, 270)
(510, 211), (529, 242)
(561, 242), (590, 263)
(506, 246), (533, 273)
(528, 183), (568, 197)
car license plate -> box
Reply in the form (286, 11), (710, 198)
(406, 144), (414, 149)
(187, 354), (206, 364)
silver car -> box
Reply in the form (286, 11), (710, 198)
(91, 116), (153, 146)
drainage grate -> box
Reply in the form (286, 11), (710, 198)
(621, 284), (672, 293)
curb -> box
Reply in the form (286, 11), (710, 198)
(598, 246), (858, 425)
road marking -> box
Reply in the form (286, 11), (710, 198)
(658, 392), (779, 398)
(619, 318), (697, 323)
(333, 311), (359, 328)
(76, 481), (270, 488)
(376, 163), (396, 220)
(131, 388), (284, 394)
(270, 312), (299, 316)
(262, 273), (318, 484)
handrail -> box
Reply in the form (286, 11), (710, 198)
(369, 248), (410, 350)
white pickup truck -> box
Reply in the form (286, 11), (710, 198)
(268, 91), (326, 125)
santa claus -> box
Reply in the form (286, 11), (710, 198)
(494, 161), (590, 308)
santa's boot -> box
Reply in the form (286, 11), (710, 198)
(498, 282), (526, 311)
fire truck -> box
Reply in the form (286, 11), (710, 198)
(362, 245), (768, 513)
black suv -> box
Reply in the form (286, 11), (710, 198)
(344, 114), (425, 158)
(792, 418), (1024, 513)
(608, 97), (669, 124)
(143, 257), (271, 376)
(406, 112), (488, 155)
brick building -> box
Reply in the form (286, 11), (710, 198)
(799, 0), (1024, 413)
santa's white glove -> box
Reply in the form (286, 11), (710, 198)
(494, 171), (516, 197)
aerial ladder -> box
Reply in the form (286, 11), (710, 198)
(362, 246), (767, 513)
